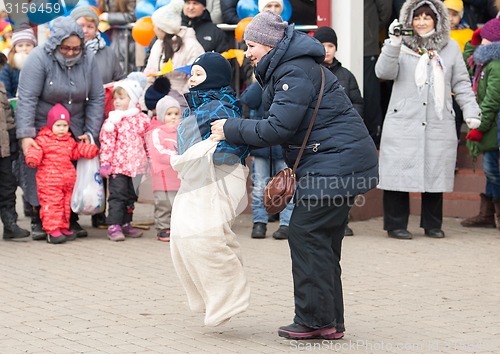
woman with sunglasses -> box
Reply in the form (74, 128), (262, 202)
(15, 16), (105, 241)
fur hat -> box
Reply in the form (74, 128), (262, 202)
(244, 11), (288, 48)
(480, 18), (500, 43)
(443, 0), (464, 17)
(313, 26), (338, 48)
(156, 96), (181, 123)
(258, 0), (283, 12)
(145, 77), (172, 110)
(12, 28), (37, 48)
(152, 0), (184, 35)
(399, 0), (450, 51)
(114, 72), (147, 108)
(190, 52), (232, 91)
(47, 103), (70, 130)
(70, 6), (100, 24)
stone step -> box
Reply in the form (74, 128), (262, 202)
(456, 143), (483, 170)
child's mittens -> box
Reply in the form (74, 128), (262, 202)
(471, 28), (482, 46)
(465, 129), (483, 142)
(465, 118), (481, 130)
(100, 165), (112, 178)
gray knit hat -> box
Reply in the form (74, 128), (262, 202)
(70, 6), (99, 24)
(244, 11), (288, 47)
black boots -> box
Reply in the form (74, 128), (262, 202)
(1, 207), (30, 240)
(31, 206), (47, 241)
(251, 222), (266, 238)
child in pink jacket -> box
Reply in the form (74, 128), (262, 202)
(145, 95), (182, 242)
(99, 73), (150, 241)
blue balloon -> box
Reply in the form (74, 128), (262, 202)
(236, 0), (258, 20)
(27, 0), (64, 25)
(236, 0), (292, 22)
(155, 0), (171, 10)
(281, 0), (292, 22)
(135, 0), (156, 19)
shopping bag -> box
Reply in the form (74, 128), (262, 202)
(71, 138), (105, 215)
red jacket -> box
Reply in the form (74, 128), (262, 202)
(25, 127), (99, 232)
(145, 118), (180, 191)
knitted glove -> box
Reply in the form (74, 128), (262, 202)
(465, 118), (481, 129)
(471, 28), (482, 46)
(99, 165), (112, 179)
(465, 129), (483, 142)
(388, 19), (402, 46)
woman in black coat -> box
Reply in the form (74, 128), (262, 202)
(211, 11), (378, 340)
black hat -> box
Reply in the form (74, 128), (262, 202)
(190, 52), (232, 91)
(144, 77), (172, 110)
(184, 0), (206, 7)
(313, 26), (338, 49)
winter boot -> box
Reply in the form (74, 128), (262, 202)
(23, 197), (34, 217)
(1, 207), (30, 240)
(493, 199), (500, 230)
(107, 224), (125, 242)
(460, 193), (496, 228)
(122, 223), (143, 238)
(31, 206), (47, 241)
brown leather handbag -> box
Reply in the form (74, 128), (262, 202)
(263, 66), (326, 214)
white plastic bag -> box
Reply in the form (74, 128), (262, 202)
(71, 136), (105, 215)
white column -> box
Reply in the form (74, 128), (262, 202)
(330, 0), (364, 91)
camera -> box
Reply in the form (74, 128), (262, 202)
(392, 24), (414, 37)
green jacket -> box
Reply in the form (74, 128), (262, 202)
(464, 41), (500, 157)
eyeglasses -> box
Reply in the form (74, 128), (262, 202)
(59, 45), (82, 54)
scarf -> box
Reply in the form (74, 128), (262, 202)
(102, 107), (140, 133)
(13, 52), (29, 69)
(467, 55), (483, 94)
(54, 50), (82, 67)
(401, 45), (446, 119)
(85, 32), (106, 54)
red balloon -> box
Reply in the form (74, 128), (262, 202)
(235, 17), (253, 43)
(132, 16), (155, 47)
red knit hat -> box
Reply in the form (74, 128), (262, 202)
(480, 18), (500, 43)
(47, 104), (70, 129)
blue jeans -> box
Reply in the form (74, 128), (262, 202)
(251, 157), (293, 225)
(483, 150), (500, 199)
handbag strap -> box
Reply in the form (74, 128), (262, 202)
(291, 66), (325, 174)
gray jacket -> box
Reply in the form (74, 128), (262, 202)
(95, 45), (126, 85)
(375, 0), (480, 193)
(16, 17), (104, 142)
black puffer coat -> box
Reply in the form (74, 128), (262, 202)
(224, 26), (378, 200)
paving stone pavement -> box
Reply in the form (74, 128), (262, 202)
(1, 197), (500, 354)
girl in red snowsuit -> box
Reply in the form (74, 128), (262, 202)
(25, 104), (99, 244)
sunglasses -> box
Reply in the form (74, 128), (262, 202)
(59, 45), (82, 54)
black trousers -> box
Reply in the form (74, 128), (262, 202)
(288, 198), (352, 330)
(107, 174), (140, 226)
(363, 55), (383, 146)
(383, 190), (443, 231)
(0, 156), (17, 209)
